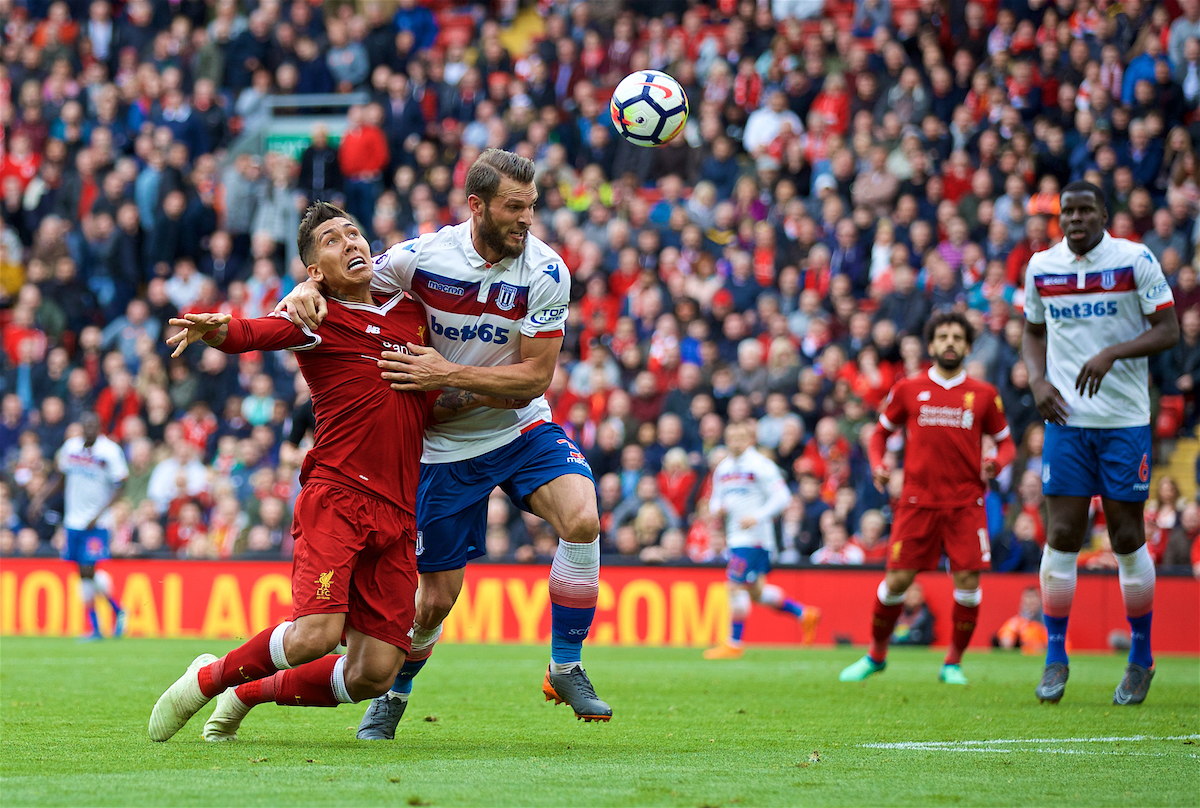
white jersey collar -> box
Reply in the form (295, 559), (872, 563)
(1068, 231), (1111, 265)
(462, 221), (518, 272)
(927, 366), (967, 390)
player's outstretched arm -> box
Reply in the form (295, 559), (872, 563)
(1074, 309), (1180, 398)
(274, 280), (328, 330)
(381, 335), (560, 400)
(167, 313), (233, 357)
(1021, 321), (1069, 425)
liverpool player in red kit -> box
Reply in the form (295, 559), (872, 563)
(840, 311), (1016, 685)
(149, 204), (513, 742)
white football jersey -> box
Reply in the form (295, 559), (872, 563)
(56, 436), (128, 530)
(1024, 232), (1174, 429)
(710, 447), (791, 550)
(372, 221), (570, 462)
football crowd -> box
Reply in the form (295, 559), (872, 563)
(1, 0), (1199, 576)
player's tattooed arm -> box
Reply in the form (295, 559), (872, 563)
(166, 313), (232, 357)
(431, 388), (531, 420)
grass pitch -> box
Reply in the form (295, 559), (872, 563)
(1, 639), (1197, 806)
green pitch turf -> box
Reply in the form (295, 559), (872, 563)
(1, 639), (1197, 806)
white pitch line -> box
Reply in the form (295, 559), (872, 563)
(860, 734), (1200, 750)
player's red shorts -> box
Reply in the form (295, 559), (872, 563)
(886, 504), (991, 572)
(290, 482), (417, 651)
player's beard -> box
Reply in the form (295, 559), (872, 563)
(480, 207), (526, 260)
(935, 352), (964, 373)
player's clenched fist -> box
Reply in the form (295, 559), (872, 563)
(166, 313), (232, 357)
(872, 465), (890, 493)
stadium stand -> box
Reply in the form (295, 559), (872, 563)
(1, 0), (1198, 579)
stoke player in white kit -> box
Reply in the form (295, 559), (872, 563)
(1022, 181), (1179, 706)
(279, 149), (609, 737)
(702, 422), (820, 660)
(50, 413), (128, 639)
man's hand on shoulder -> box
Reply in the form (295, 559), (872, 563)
(275, 280), (328, 330)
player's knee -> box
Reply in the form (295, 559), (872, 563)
(287, 621), (342, 662)
(562, 512), (600, 544)
(344, 661), (397, 701)
(417, 590), (458, 625)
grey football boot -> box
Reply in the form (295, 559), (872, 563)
(542, 666), (612, 722)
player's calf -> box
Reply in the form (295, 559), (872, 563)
(358, 623), (441, 740)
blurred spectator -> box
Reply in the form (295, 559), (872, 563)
(890, 583), (934, 646)
(993, 586), (1049, 654)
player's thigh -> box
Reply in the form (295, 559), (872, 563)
(343, 627), (406, 699)
(940, 506), (992, 573)
(1044, 495), (1092, 552)
(1041, 423), (1101, 498)
(346, 500), (419, 651)
(952, 569), (981, 590)
(416, 461), (493, 573)
(526, 473), (600, 542)
(886, 507), (943, 572)
(290, 484), (369, 620)
(506, 424), (598, 541)
(1095, 425), (1153, 504)
(1101, 497), (1148, 554)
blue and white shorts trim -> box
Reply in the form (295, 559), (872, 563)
(415, 423), (595, 573)
(1041, 423), (1152, 502)
(726, 547), (771, 584)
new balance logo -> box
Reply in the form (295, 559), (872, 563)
(917, 391), (931, 401)
(366, 325), (381, 335)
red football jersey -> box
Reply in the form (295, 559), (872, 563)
(218, 292), (432, 514)
(878, 368), (1010, 508)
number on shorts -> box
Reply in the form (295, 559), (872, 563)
(978, 528), (991, 563)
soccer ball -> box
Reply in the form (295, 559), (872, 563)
(609, 70), (689, 148)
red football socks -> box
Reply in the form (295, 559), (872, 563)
(236, 655), (344, 707)
(198, 625), (280, 698)
(868, 601), (904, 663)
(944, 602), (979, 666)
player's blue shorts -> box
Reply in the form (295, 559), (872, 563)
(1041, 423), (1152, 502)
(63, 528), (110, 566)
(726, 547), (772, 584)
(415, 422), (595, 573)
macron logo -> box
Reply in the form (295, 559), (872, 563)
(544, 266), (560, 283)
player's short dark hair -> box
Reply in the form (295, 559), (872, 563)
(297, 201), (352, 267)
(464, 149), (536, 204)
(1060, 180), (1106, 211)
(923, 310), (976, 346)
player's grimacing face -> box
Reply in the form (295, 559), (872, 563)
(311, 217), (371, 290)
(476, 179), (536, 259)
(928, 324), (969, 369)
(1060, 190), (1106, 254)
